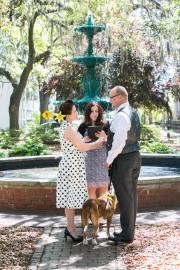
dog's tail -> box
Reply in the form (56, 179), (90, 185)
(81, 206), (91, 233)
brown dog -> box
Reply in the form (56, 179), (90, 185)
(81, 191), (117, 245)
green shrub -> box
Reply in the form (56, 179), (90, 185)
(25, 125), (59, 144)
(8, 139), (49, 157)
(0, 151), (7, 158)
(26, 112), (40, 129)
(24, 113), (59, 144)
(0, 130), (22, 149)
(140, 124), (161, 142)
(140, 141), (175, 154)
(0, 131), (4, 142)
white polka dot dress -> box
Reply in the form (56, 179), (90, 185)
(56, 120), (89, 209)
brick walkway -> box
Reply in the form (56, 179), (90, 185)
(13, 208), (179, 270)
(29, 226), (127, 270)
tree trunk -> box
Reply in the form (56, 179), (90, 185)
(9, 88), (22, 130)
(143, 112), (146, 124)
(149, 111), (153, 124)
(8, 12), (51, 131)
(8, 14), (38, 131)
(39, 88), (50, 124)
(9, 63), (34, 130)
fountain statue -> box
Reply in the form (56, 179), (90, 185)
(54, 14), (112, 113)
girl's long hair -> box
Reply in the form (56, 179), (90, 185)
(83, 102), (105, 127)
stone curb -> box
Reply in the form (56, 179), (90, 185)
(1, 153), (180, 163)
(1, 153), (180, 171)
(1, 175), (180, 187)
(29, 227), (52, 270)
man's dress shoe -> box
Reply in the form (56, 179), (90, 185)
(113, 232), (120, 237)
(108, 235), (132, 243)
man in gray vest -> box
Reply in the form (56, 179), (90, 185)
(106, 85), (142, 243)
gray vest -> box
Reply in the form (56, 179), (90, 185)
(107, 105), (140, 155)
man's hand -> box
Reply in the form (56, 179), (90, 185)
(106, 162), (111, 170)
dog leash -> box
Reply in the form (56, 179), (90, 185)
(98, 195), (116, 210)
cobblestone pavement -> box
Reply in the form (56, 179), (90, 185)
(29, 226), (127, 270)
(1, 209), (180, 269)
(21, 208), (180, 270)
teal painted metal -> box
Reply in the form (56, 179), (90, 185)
(54, 15), (112, 113)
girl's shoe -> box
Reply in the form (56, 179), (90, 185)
(64, 228), (83, 243)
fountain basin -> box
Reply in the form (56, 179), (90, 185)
(0, 154), (180, 213)
(74, 25), (106, 36)
(0, 168), (179, 212)
(1, 166), (180, 181)
(70, 56), (110, 67)
(54, 97), (112, 114)
(74, 97), (112, 114)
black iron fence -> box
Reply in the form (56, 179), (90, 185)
(157, 121), (180, 132)
(165, 121), (180, 132)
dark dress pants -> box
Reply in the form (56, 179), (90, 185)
(112, 151), (142, 240)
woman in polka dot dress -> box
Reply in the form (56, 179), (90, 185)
(55, 100), (104, 243)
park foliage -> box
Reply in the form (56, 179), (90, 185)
(0, 0), (180, 131)
(0, 121), (178, 157)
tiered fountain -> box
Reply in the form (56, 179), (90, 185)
(54, 14), (112, 113)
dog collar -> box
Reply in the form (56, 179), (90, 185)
(98, 195), (116, 210)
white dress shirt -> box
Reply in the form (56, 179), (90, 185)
(106, 102), (131, 165)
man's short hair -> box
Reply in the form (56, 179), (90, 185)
(114, 86), (128, 102)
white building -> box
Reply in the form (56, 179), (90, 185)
(0, 78), (55, 130)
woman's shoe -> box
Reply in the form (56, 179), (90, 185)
(64, 228), (83, 243)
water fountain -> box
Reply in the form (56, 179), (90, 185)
(54, 14), (112, 113)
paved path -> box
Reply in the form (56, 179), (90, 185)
(30, 226), (127, 270)
(1, 208), (180, 270)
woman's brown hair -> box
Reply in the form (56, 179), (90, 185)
(83, 102), (105, 127)
(53, 100), (74, 123)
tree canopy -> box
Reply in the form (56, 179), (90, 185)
(0, 0), (179, 130)
(44, 0), (178, 114)
(0, 0), (72, 130)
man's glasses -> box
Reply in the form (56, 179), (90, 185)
(109, 94), (120, 99)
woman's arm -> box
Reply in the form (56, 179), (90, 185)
(64, 126), (103, 151)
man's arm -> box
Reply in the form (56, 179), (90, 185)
(106, 113), (130, 165)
